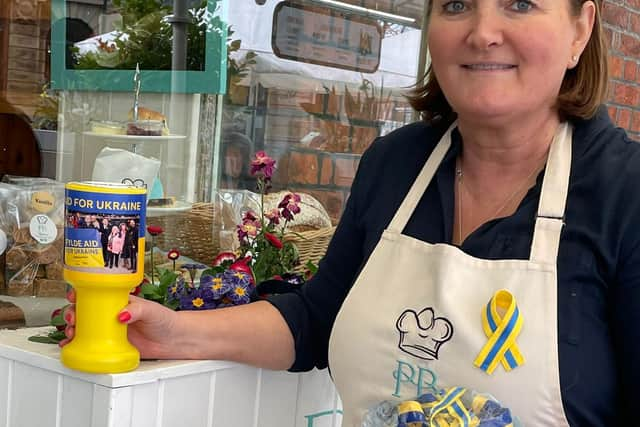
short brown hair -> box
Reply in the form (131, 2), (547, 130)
(407, 0), (608, 127)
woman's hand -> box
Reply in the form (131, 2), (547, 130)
(59, 290), (181, 360)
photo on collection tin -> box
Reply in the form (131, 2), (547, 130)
(64, 211), (141, 274)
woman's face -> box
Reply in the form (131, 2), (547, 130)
(427, 0), (594, 124)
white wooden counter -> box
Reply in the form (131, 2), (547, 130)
(0, 327), (343, 427)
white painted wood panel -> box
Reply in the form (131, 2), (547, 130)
(211, 365), (260, 427)
(129, 382), (160, 427)
(0, 359), (12, 427)
(10, 362), (59, 427)
(257, 369), (299, 427)
(161, 372), (214, 427)
(59, 376), (94, 427)
(0, 328), (342, 427)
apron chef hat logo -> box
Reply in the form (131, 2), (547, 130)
(396, 307), (454, 361)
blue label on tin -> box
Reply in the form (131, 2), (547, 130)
(64, 189), (146, 274)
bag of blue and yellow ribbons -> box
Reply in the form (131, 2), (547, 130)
(362, 387), (522, 427)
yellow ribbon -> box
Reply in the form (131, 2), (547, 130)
(428, 387), (472, 427)
(474, 289), (525, 374)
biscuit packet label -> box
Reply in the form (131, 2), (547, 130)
(31, 191), (56, 213)
(29, 215), (57, 244)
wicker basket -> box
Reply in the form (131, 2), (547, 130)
(284, 226), (336, 273)
(149, 203), (219, 264)
(148, 203), (335, 270)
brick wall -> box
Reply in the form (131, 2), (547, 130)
(603, 0), (640, 140)
(1, 0), (50, 116)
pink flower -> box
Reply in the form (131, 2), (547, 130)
(237, 218), (261, 243)
(242, 210), (258, 222)
(250, 151), (276, 179)
(278, 193), (302, 221)
(265, 208), (281, 226)
(264, 232), (283, 249)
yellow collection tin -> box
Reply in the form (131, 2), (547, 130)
(61, 182), (146, 373)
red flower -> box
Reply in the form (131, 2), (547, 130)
(212, 251), (237, 267)
(167, 249), (180, 260)
(147, 225), (164, 236)
(130, 285), (142, 296)
(264, 232), (283, 249)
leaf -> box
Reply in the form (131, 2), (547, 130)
(305, 260), (319, 275)
(50, 309), (67, 327)
(140, 283), (158, 296)
(28, 329), (66, 344)
(158, 270), (179, 291)
(28, 335), (58, 344)
(49, 330), (67, 341)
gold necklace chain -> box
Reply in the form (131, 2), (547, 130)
(455, 157), (543, 244)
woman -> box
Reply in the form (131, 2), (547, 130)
(63, 1), (638, 425)
(119, 222), (130, 269)
(107, 225), (125, 269)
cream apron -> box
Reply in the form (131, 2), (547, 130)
(328, 122), (573, 426)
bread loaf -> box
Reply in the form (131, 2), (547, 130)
(129, 106), (166, 122)
(129, 107), (170, 135)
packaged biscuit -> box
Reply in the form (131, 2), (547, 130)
(0, 179), (66, 297)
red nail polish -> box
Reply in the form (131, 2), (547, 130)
(64, 312), (72, 324)
(118, 311), (132, 323)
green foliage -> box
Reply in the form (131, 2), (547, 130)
(304, 259), (318, 276)
(247, 231), (299, 285)
(32, 83), (59, 130)
(227, 28), (257, 87)
(113, 0), (170, 27)
(113, 11), (173, 70)
(27, 306), (69, 344)
(140, 269), (181, 309)
(73, 0), (240, 73)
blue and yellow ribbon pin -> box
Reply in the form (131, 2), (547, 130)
(474, 290), (525, 374)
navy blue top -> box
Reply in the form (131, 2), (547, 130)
(268, 107), (640, 426)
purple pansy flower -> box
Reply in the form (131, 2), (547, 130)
(223, 269), (252, 305)
(281, 272), (305, 286)
(167, 276), (186, 302)
(200, 273), (232, 300)
(180, 287), (216, 310)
